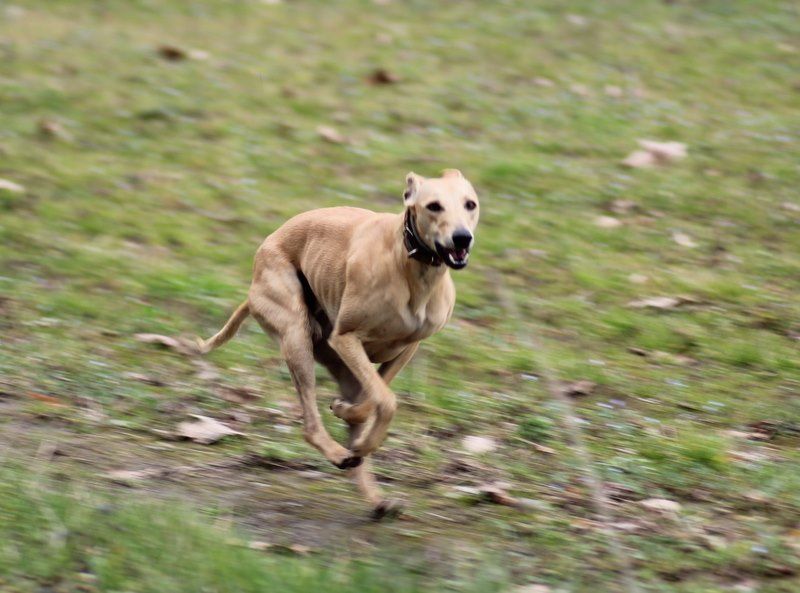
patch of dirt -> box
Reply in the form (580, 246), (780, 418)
(0, 399), (508, 555)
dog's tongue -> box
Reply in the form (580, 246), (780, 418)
(454, 249), (468, 260)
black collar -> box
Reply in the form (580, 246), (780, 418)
(403, 209), (442, 267)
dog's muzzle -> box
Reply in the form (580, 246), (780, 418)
(436, 230), (472, 269)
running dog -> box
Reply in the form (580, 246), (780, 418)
(197, 169), (479, 517)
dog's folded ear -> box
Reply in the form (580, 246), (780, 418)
(404, 172), (424, 204)
(441, 168), (463, 179)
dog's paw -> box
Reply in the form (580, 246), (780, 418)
(371, 499), (404, 521)
(334, 455), (363, 470)
(330, 398), (371, 424)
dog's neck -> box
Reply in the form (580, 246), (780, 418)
(402, 209), (442, 267)
(397, 211), (448, 305)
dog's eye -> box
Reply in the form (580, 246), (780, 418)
(426, 202), (443, 212)
(465, 199), (477, 211)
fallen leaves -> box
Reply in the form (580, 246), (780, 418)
(0, 178), (25, 193)
(176, 415), (243, 445)
(610, 199), (638, 215)
(156, 44), (211, 62)
(627, 348), (698, 366)
(28, 392), (65, 406)
(216, 385), (262, 405)
(594, 215), (622, 229)
(622, 139), (688, 168)
(627, 295), (699, 310)
(561, 380), (597, 398)
(38, 118), (73, 142)
(478, 481), (519, 507)
(366, 68), (399, 85)
(781, 201), (800, 213)
(640, 497), (682, 515)
(248, 541), (313, 555)
(461, 435), (497, 454)
(123, 372), (166, 387)
(316, 125), (347, 144)
(107, 468), (167, 485)
(671, 231), (697, 248)
(514, 585), (552, 593)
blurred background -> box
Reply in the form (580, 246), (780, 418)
(1, 1), (799, 592)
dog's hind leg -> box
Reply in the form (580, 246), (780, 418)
(249, 260), (361, 470)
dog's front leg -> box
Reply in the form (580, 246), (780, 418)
(328, 331), (397, 456)
(331, 341), (419, 423)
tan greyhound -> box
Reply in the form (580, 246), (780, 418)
(196, 169), (479, 517)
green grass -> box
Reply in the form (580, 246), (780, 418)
(0, 465), (506, 593)
(1, 0), (800, 591)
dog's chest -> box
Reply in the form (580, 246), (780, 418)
(403, 303), (445, 340)
(366, 301), (450, 361)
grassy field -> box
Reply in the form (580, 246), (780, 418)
(1, 0), (799, 591)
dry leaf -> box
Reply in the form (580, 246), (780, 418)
(604, 85), (624, 98)
(569, 83), (590, 97)
(123, 372), (166, 386)
(622, 150), (656, 168)
(562, 380), (597, 398)
(515, 585), (552, 593)
(627, 295), (697, 310)
(594, 215), (622, 229)
(532, 443), (555, 455)
(781, 201), (800, 213)
(177, 415), (243, 444)
(157, 44), (188, 61)
(316, 125), (346, 144)
(187, 49), (210, 61)
(156, 44), (209, 61)
(639, 140), (687, 161)
(610, 521), (646, 533)
(651, 351), (698, 366)
(623, 139), (687, 168)
(249, 541), (274, 551)
(640, 498), (682, 514)
(533, 77), (555, 88)
(107, 468), (165, 484)
(217, 385), (262, 404)
(0, 178), (25, 193)
(479, 482), (520, 508)
(566, 14), (588, 26)
(28, 392), (64, 406)
(628, 273), (648, 284)
(611, 199), (637, 214)
(461, 435), (497, 454)
(38, 118), (72, 141)
(367, 68), (399, 85)
(672, 231), (697, 248)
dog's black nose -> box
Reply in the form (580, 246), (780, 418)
(452, 229), (473, 250)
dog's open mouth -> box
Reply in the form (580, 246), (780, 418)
(435, 244), (470, 269)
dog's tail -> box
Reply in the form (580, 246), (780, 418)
(196, 300), (250, 354)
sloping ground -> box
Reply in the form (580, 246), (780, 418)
(1, 1), (799, 591)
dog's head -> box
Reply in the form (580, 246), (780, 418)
(403, 169), (479, 270)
